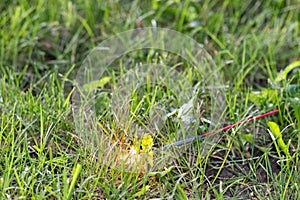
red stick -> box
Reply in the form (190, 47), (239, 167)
(201, 109), (279, 138)
(158, 109), (279, 152)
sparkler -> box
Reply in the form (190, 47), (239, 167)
(157, 109), (279, 152)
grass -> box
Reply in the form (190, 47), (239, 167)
(0, 0), (299, 199)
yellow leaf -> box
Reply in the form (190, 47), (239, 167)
(83, 77), (110, 92)
(133, 185), (150, 198)
(268, 121), (291, 158)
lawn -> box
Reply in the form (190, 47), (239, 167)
(0, 0), (299, 199)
